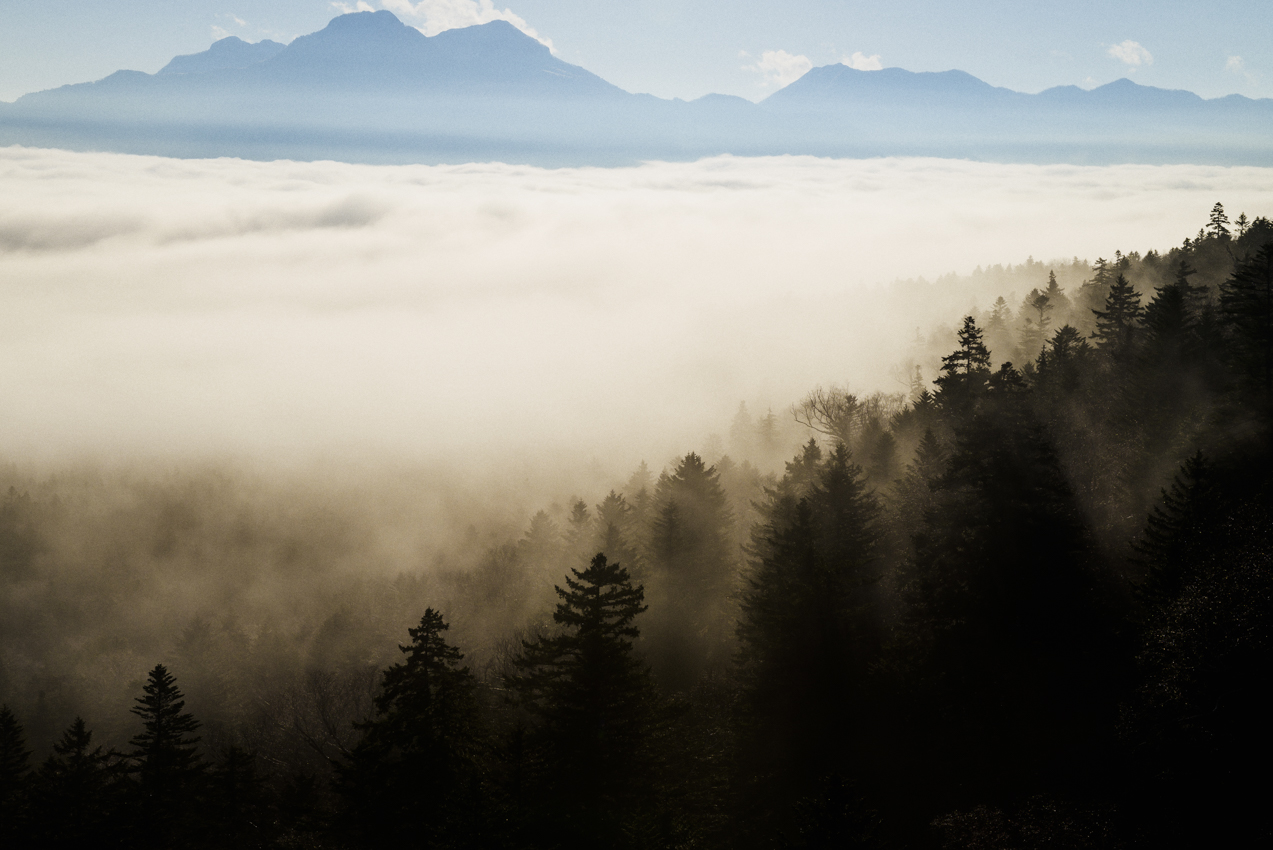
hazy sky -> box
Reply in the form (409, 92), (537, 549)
(0, 1), (1268, 103)
(3, 146), (1272, 471)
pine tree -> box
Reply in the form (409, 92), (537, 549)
(646, 452), (737, 688)
(1220, 242), (1273, 412)
(1019, 288), (1052, 360)
(564, 498), (594, 565)
(1133, 452), (1216, 606)
(934, 316), (992, 419)
(508, 554), (656, 844)
(1091, 273), (1143, 359)
(127, 664), (204, 844)
(337, 609), (479, 848)
(0, 704), (32, 842)
(31, 717), (126, 849)
(1077, 257), (1117, 332)
(1035, 325), (1093, 392)
(902, 362), (1116, 799)
(1045, 269), (1071, 319)
(1208, 202), (1230, 239)
(594, 491), (644, 581)
(736, 444), (885, 842)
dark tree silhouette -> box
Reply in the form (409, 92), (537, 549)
(127, 664), (204, 846)
(31, 717), (127, 849)
(1091, 273), (1142, 359)
(1220, 241), (1273, 413)
(934, 316), (991, 420)
(508, 553), (656, 846)
(736, 443), (884, 839)
(337, 608), (480, 848)
(1208, 201), (1230, 239)
(0, 704), (32, 843)
(646, 452), (737, 688)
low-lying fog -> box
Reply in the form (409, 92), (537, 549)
(3, 146), (1273, 475)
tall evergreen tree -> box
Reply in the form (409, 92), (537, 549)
(508, 554), (657, 847)
(934, 316), (991, 421)
(1044, 269), (1071, 320)
(646, 452), (737, 689)
(902, 363), (1120, 804)
(737, 443), (884, 827)
(31, 717), (126, 849)
(0, 704), (32, 843)
(1208, 201), (1230, 239)
(1019, 288), (1052, 360)
(1091, 273), (1143, 359)
(337, 609), (480, 848)
(1220, 242), (1273, 415)
(128, 664), (204, 847)
(564, 499), (594, 566)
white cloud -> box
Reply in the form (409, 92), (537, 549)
(5, 146), (1273, 466)
(330, 1), (376, 12)
(1107, 40), (1153, 67)
(842, 51), (882, 71)
(377, 0), (553, 52)
(1226, 55), (1244, 73)
(747, 49), (813, 88)
(210, 25), (233, 41)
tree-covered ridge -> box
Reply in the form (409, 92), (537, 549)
(0, 204), (1270, 847)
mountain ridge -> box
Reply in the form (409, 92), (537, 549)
(2, 10), (1270, 167)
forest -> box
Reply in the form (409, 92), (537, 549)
(1, 203), (1271, 848)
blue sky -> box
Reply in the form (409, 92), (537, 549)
(0, 1), (1268, 102)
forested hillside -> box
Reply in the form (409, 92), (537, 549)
(1, 204), (1271, 848)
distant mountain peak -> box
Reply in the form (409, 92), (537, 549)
(325, 9), (408, 32)
(158, 35), (285, 76)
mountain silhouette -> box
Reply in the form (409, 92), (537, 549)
(1, 10), (1269, 166)
(159, 36), (286, 76)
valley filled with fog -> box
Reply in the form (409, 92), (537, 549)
(3, 146), (1272, 470)
(4, 145), (1273, 849)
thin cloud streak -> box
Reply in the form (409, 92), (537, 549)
(2, 147), (1272, 468)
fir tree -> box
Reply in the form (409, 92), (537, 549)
(1019, 288), (1052, 360)
(1134, 452), (1216, 607)
(738, 444), (883, 778)
(1035, 325), (1094, 392)
(1208, 202), (1230, 239)
(32, 717), (126, 849)
(337, 609), (480, 848)
(0, 704), (32, 842)
(1220, 242), (1273, 412)
(934, 316), (992, 419)
(1091, 273), (1142, 359)
(902, 361), (1117, 800)
(128, 665), (204, 847)
(646, 452), (737, 688)
(1044, 269), (1071, 318)
(508, 554), (656, 845)
(564, 498), (594, 565)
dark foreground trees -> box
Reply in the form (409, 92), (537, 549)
(1, 208), (1269, 850)
(336, 608), (482, 848)
(508, 553), (660, 848)
(736, 443), (885, 841)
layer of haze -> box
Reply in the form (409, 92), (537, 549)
(4, 146), (1273, 475)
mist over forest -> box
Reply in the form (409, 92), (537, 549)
(2, 146), (1273, 849)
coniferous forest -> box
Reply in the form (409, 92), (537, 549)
(1, 205), (1271, 848)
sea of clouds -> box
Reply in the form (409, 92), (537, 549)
(3, 146), (1273, 472)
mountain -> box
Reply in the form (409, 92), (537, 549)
(158, 36), (285, 76)
(1, 10), (1270, 167)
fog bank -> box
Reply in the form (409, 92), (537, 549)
(3, 146), (1273, 469)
